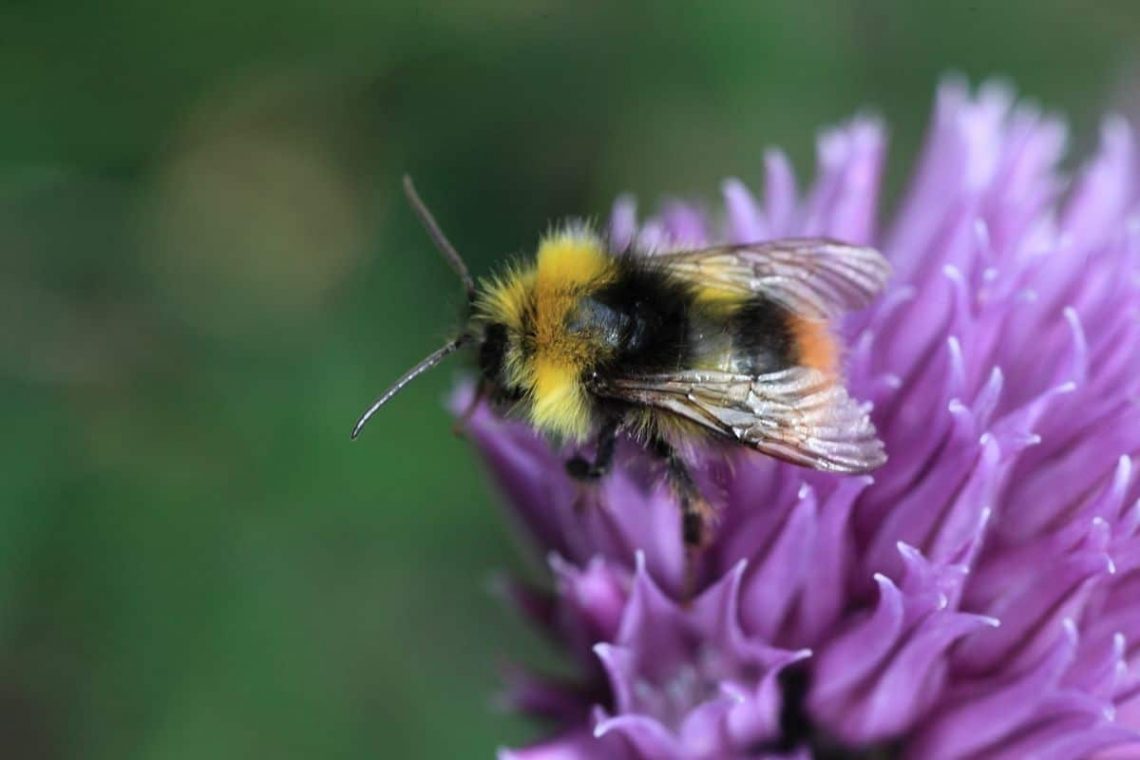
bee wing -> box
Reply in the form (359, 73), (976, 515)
(653, 238), (890, 320)
(599, 367), (886, 473)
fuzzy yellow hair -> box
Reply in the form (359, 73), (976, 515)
(476, 228), (616, 440)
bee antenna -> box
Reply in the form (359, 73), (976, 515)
(402, 175), (476, 303)
(351, 334), (472, 440)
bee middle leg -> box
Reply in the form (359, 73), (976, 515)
(565, 417), (621, 514)
(565, 417), (620, 482)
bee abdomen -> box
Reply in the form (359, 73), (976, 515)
(729, 296), (803, 375)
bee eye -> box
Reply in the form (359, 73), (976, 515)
(479, 323), (509, 380)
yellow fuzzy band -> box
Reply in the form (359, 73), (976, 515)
(526, 230), (613, 439)
(474, 228), (615, 441)
(529, 358), (590, 440)
(534, 230), (611, 290)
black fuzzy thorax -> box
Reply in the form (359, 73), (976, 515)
(582, 256), (697, 379)
(580, 255), (800, 384)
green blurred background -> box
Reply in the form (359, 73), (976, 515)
(4, 2), (1140, 757)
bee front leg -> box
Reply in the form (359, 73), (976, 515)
(452, 380), (488, 436)
(565, 417), (620, 481)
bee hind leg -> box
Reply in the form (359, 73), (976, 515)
(651, 439), (715, 597)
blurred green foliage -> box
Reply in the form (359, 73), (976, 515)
(3, 1), (1140, 757)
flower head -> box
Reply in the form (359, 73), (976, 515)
(467, 79), (1140, 759)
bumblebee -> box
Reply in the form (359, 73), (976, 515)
(354, 177), (889, 551)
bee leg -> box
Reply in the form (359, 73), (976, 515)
(651, 439), (713, 597)
(565, 418), (619, 481)
(566, 418), (620, 513)
(651, 440), (710, 548)
(452, 381), (488, 436)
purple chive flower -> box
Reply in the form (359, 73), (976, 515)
(464, 79), (1140, 759)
